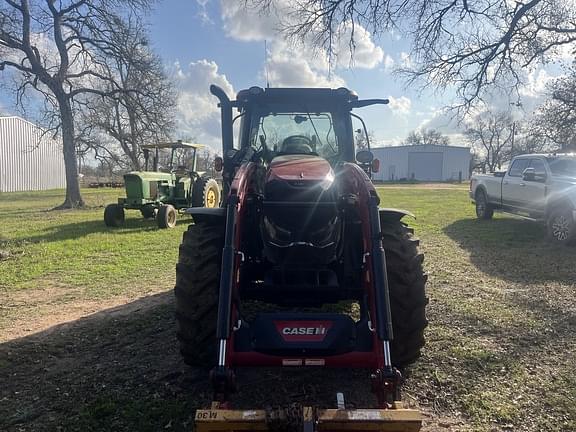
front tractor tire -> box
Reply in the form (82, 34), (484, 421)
(104, 204), (125, 227)
(192, 177), (220, 208)
(157, 204), (177, 229)
(382, 218), (429, 369)
(174, 221), (224, 366)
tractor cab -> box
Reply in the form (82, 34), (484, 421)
(104, 141), (220, 229)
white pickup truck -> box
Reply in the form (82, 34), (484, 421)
(470, 153), (576, 244)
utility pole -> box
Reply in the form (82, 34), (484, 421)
(510, 121), (516, 157)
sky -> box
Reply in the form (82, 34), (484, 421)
(0, 0), (567, 150)
(147, 0), (457, 148)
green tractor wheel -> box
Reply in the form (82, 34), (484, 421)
(157, 204), (177, 229)
(192, 177), (220, 208)
(104, 204), (125, 227)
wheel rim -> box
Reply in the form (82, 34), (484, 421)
(552, 214), (571, 241)
(206, 189), (217, 208)
(476, 195), (486, 217)
(167, 209), (176, 226)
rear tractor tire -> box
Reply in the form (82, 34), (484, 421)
(174, 221), (224, 366)
(475, 190), (494, 220)
(157, 204), (177, 229)
(192, 177), (220, 208)
(104, 204), (125, 227)
(381, 218), (429, 369)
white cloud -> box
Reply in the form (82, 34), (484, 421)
(388, 96), (412, 115)
(383, 54), (395, 70)
(519, 68), (555, 99)
(399, 52), (412, 68)
(264, 40), (344, 87)
(221, 0), (279, 41)
(172, 59), (234, 148)
(332, 23), (384, 69)
(220, 0), (385, 88)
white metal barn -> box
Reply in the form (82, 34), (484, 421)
(371, 144), (472, 182)
(0, 116), (66, 192)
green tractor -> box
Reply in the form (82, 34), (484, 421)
(104, 141), (220, 229)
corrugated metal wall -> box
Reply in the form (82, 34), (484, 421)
(0, 116), (66, 192)
(372, 144), (472, 182)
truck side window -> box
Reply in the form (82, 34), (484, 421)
(529, 159), (546, 177)
(508, 159), (529, 177)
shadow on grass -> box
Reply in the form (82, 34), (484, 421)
(2, 216), (192, 245)
(443, 217), (575, 283)
(0, 292), (375, 432)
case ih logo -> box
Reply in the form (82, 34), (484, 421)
(274, 321), (333, 342)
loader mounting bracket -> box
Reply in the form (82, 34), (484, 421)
(210, 366), (236, 403)
(371, 367), (403, 407)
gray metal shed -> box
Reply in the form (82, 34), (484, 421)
(0, 116), (66, 192)
(371, 144), (472, 182)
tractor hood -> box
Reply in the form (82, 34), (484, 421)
(266, 155), (334, 190)
(124, 171), (173, 182)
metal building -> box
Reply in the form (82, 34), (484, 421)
(372, 144), (472, 182)
(0, 116), (66, 192)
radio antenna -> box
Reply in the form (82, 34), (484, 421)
(264, 40), (270, 88)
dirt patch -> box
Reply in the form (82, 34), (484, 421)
(0, 281), (164, 342)
(0, 292), (465, 432)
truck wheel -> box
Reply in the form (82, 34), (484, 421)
(192, 177), (220, 208)
(381, 219), (428, 368)
(547, 207), (575, 244)
(104, 204), (125, 227)
(174, 221), (224, 366)
(157, 204), (177, 229)
(475, 190), (494, 220)
(140, 206), (157, 219)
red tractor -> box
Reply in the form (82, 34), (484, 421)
(175, 85), (428, 431)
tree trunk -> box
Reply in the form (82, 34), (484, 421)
(56, 96), (84, 209)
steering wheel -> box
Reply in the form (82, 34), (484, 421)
(281, 135), (314, 154)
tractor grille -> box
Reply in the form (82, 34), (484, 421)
(124, 174), (144, 199)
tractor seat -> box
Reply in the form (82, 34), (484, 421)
(280, 137), (313, 154)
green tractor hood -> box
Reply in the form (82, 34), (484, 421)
(122, 171), (174, 206)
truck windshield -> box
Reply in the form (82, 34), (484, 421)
(250, 111), (341, 159)
(548, 158), (576, 177)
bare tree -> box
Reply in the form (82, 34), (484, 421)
(465, 112), (515, 173)
(252, 0), (576, 111)
(0, 0), (152, 208)
(403, 128), (449, 146)
(354, 128), (375, 150)
(77, 16), (175, 171)
(530, 66), (576, 151)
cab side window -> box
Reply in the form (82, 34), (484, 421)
(508, 159), (530, 177)
(529, 159), (547, 177)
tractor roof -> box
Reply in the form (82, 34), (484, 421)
(235, 86), (359, 106)
(142, 141), (204, 150)
(233, 87), (388, 111)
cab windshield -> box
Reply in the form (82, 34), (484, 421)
(250, 111), (341, 159)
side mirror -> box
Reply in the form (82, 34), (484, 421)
(522, 167), (536, 181)
(214, 156), (223, 172)
(356, 150), (374, 164)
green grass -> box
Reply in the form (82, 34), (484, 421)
(0, 188), (187, 298)
(0, 185), (574, 432)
